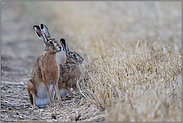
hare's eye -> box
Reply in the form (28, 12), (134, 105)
(49, 41), (53, 44)
(73, 54), (76, 57)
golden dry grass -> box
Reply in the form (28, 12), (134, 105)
(2, 1), (182, 122)
(52, 2), (182, 121)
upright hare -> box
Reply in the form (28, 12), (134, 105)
(27, 24), (63, 108)
(58, 38), (84, 97)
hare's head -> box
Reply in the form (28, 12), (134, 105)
(60, 38), (84, 64)
(33, 24), (62, 52)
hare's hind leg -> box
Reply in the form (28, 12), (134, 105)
(30, 91), (38, 109)
(27, 80), (38, 109)
(28, 89), (38, 109)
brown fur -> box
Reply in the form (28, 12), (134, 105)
(27, 24), (63, 108)
(58, 51), (84, 97)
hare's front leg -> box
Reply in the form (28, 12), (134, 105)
(43, 81), (54, 108)
(56, 81), (64, 106)
(72, 82), (80, 93)
(65, 87), (74, 97)
(65, 79), (78, 97)
(42, 75), (54, 108)
(65, 80), (75, 97)
(52, 85), (56, 100)
(53, 72), (63, 107)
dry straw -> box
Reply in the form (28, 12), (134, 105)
(1, 2), (182, 122)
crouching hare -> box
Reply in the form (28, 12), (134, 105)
(58, 38), (84, 97)
(27, 24), (63, 108)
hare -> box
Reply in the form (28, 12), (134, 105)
(58, 38), (84, 97)
(27, 24), (63, 108)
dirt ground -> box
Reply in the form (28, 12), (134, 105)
(1, 2), (106, 122)
(1, 1), (182, 122)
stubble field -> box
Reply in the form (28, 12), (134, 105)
(1, 1), (182, 122)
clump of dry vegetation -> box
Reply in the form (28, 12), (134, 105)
(1, 1), (182, 122)
(53, 2), (182, 121)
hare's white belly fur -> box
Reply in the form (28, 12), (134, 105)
(35, 82), (55, 107)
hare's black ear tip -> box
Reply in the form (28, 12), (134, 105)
(60, 38), (66, 42)
(40, 24), (44, 29)
(33, 25), (39, 29)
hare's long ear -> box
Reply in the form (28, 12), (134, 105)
(60, 38), (69, 53)
(33, 25), (47, 44)
(40, 24), (50, 39)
